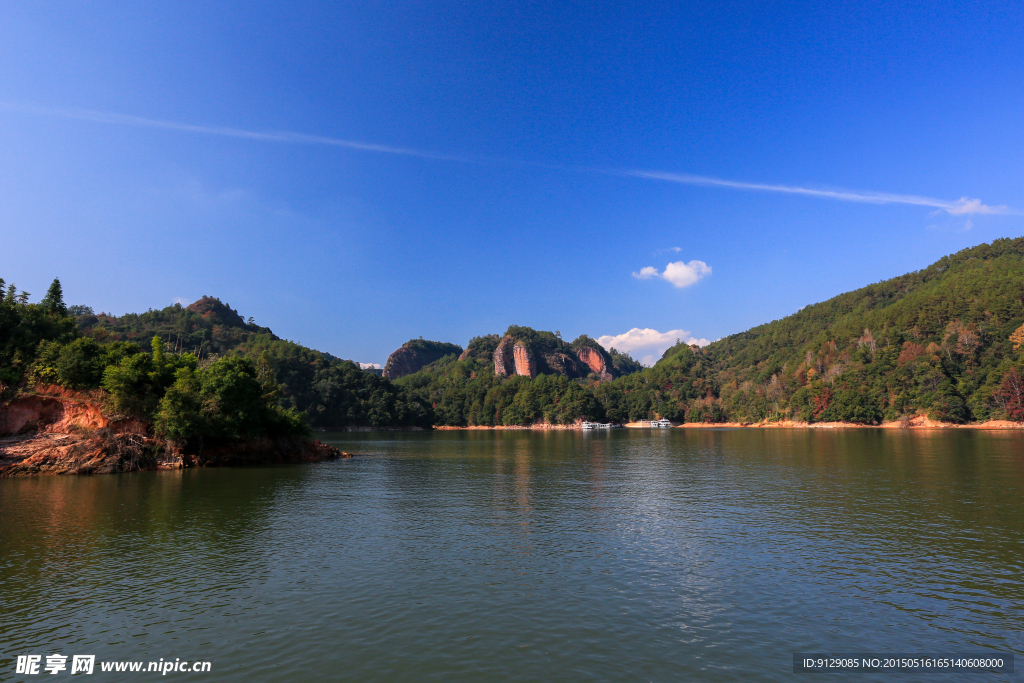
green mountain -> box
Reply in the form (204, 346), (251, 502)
(2, 290), (430, 431)
(398, 237), (1024, 426)
(596, 237), (1024, 424)
(5, 237), (1024, 432)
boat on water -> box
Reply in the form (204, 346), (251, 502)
(649, 418), (672, 428)
(582, 422), (622, 429)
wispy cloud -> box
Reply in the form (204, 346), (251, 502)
(633, 260), (711, 288)
(0, 102), (474, 163)
(3, 101), (1018, 216)
(618, 169), (1018, 216)
(597, 328), (711, 366)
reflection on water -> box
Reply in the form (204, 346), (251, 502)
(0, 430), (1021, 682)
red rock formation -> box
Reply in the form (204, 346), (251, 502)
(513, 342), (537, 378)
(493, 336), (516, 376)
(576, 347), (612, 381)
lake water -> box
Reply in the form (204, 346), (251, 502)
(1, 429), (1021, 682)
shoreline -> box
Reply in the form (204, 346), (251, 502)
(432, 417), (1024, 431)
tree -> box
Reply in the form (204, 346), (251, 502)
(155, 368), (204, 442)
(199, 357), (265, 438)
(1011, 324), (1024, 351)
(40, 278), (67, 316)
(994, 366), (1024, 420)
(102, 353), (158, 416)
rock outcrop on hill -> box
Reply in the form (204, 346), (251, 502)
(383, 339), (464, 379)
(493, 336), (516, 376)
(576, 346), (612, 381)
(513, 342), (537, 379)
(488, 330), (624, 381)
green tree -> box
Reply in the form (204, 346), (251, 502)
(154, 368), (205, 442)
(40, 278), (67, 316)
(199, 357), (265, 438)
(102, 353), (158, 416)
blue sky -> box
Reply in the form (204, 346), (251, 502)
(1, 0), (1021, 366)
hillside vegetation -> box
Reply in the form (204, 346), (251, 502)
(1, 285), (430, 434)
(594, 238), (1024, 424)
(398, 238), (1024, 426)
(5, 237), (1024, 431)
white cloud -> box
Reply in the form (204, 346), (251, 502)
(947, 198), (1003, 216)
(632, 260), (711, 288)
(671, 246), (681, 252)
(619, 170), (1019, 216)
(597, 327), (712, 366)
(359, 362), (382, 370)
(662, 260), (711, 287)
(631, 266), (660, 280)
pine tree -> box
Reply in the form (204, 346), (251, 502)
(40, 278), (67, 315)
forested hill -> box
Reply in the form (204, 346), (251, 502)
(5, 236), (1024, 431)
(397, 237), (1024, 426)
(670, 237), (1024, 423)
(0, 290), (430, 431)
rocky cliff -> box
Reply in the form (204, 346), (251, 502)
(383, 339), (464, 379)
(493, 336), (516, 376)
(576, 346), (613, 381)
(513, 342), (537, 379)
(490, 330), (622, 381)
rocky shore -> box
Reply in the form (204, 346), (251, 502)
(0, 386), (348, 477)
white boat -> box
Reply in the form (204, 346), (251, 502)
(649, 418), (672, 428)
(582, 421), (598, 429)
(582, 422), (622, 429)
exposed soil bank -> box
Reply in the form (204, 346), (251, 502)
(672, 417), (1024, 429)
(0, 387), (348, 477)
